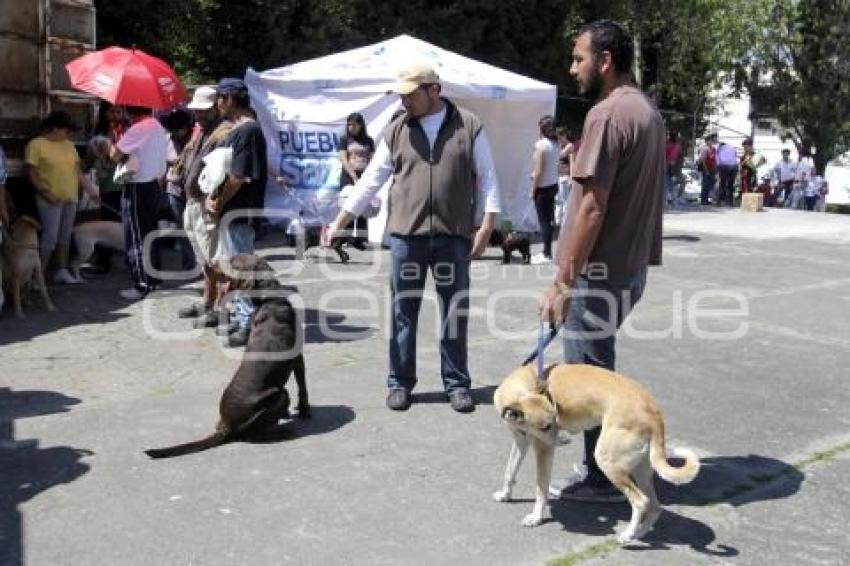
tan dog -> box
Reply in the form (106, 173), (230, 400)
(493, 363), (700, 544)
(1, 216), (56, 319)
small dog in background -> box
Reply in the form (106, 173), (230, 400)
(2, 215), (56, 318)
(488, 230), (531, 264)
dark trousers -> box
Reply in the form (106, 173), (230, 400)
(340, 171), (368, 245)
(534, 185), (557, 258)
(804, 195), (818, 211)
(388, 235), (471, 393)
(700, 171), (716, 204)
(775, 180), (793, 205)
(121, 181), (162, 291)
(718, 165), (738, 206)
(563, 269), (647, 486)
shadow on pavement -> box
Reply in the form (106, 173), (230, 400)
(662, 234), (702, 242)
(544, 453), (802, 558)
(548, 496), (738, 558)
(0, 276), (130, 346)
(303, 309), (375, 344)
(0, 387), (92, 566)
(658, 454), (804, 507)
(246, 404), (356, 443)
(628, 508), (738, 556)
(410, 385), (497, 407)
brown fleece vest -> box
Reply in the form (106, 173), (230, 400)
(384, 100), (482, 238)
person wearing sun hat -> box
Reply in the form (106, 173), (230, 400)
(176, 85), (235, 328)
(325, 61), (501, 413)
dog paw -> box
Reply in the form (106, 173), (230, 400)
(492, 489), (512, 502)
(521, 513), (544, 527)
(617, 529), (638, 545)
(297, 406), (312, 419)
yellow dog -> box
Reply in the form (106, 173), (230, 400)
(494, 363), (699, 543)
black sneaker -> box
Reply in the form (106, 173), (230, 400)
(386, 388), (412, 411)
(178, 302), (211, 319)
(448, 389), (475, 413)
(225, 327), (251, 348)
(192, 309), (220, 329)
(553, 475), (626, 503)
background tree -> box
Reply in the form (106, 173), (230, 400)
(99, 0), (815, 159)
(742, 0), (850, 173)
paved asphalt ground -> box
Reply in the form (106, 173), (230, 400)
(2, 206), (850, 566)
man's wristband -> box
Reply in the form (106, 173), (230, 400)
(553, 281), (571, 296)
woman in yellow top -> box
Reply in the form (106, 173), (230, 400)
(26, 111), (98, 284)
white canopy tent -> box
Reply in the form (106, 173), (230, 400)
(245, 34), (557, 240)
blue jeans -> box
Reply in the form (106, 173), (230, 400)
(388, 235), (471, 393)
(221, 221), (256, 331)
(562, 269), (647, 484)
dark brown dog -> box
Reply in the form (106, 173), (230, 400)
(489, 231), (531, 264)
(145, 254), (309, 459)
(290, 227), (350, 263)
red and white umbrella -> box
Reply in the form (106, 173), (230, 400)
(66, 47), (187, 109)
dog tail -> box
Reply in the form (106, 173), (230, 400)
(144, 430), (230, 459)
(649, 421), (700, 485)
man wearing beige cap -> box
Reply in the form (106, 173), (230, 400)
(325, 62), (501, 413)
(177, 86), (234, 328)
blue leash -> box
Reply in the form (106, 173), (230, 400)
(522, 322), (560, 383)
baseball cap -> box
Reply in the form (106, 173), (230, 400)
(216, 78), (248, 96)
(392, 62), (439, 95)
(187, 86), (216, 110)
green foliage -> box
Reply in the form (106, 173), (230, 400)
(95, 0), (849, 169)
(743, 0), (850, 173)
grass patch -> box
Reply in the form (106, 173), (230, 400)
(792, 441), (850, 469)
(546, 540), (619, 566)
(826, 203), (850, 214)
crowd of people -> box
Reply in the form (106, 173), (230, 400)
(0, 79), (271, 347)
(695, 133), (829, 210)
(9, 17), (821, 511)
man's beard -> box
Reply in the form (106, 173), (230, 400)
(580, 69), (604, 101)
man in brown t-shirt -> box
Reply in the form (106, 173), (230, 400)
(540, 20), (665, 503)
